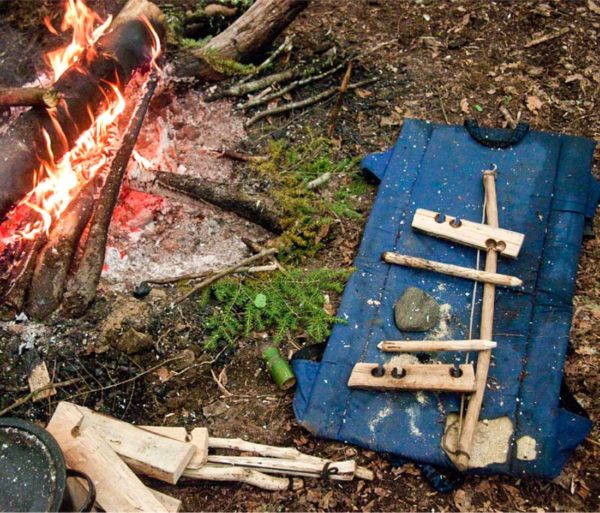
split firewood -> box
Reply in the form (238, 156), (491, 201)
(176, 0), (309, 80)
(140, 425), (209, 469)
(46, 403), (169, 513)
(0, 87), (62, 108)
(75, 404), (196, 483)
(0, 0), (166, 219)
(63, 76), (158, 317)
(156, 171), (284, 234)
(66, 468), (182, 512)
(25, 177), (100, 320)
(183, 464), (304, 491)
(245, 77), (379, 127)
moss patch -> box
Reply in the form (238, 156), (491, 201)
(253, 135), (373, 259)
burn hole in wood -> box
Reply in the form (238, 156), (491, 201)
(391, 367), (406, 379)
(371, 365), (385, 378)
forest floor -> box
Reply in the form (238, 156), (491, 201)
(0, 0), (599, 511)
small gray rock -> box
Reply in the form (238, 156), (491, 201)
(394, 287), (440, 332)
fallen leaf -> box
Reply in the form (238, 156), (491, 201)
(565, 73), (585, 83)
(355, 88), (372, 99)
(380, 115), (401, 127)
(460, 98), (470, 114)
(526, 95), (543, 113)
(453, 489), (473, 512)
(588, 0), (600, 14)
(155, 366), (172, 383)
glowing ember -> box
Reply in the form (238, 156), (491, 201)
(0, 0), (161, 248)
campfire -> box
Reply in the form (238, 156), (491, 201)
(0, 0), (165, 320)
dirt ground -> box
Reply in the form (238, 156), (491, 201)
(0, 0), (599, 511)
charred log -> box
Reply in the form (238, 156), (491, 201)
(63, 76), (158, 317)
(0, 0), (166, 219)
(156, 171), (284, 234)
(176, 0), (309, 80)
(24, 177), (100, 320)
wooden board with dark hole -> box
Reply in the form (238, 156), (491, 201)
(411, 208), (524, 258)
(347, 363), (476, 392)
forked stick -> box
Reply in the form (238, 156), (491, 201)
(455, 169), (498, 470)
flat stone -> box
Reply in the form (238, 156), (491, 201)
(394, 287), (440, 332)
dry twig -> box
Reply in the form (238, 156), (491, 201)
(245, 77), (380, 127)
(173, 248), (278, 304)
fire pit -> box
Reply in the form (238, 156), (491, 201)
(0, 0), (165, 319)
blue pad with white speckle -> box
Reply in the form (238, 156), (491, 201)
(292, 119), (598, 478)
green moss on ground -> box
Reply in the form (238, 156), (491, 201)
(252, 135), (372, 259)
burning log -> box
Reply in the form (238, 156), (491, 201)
(0, 0), (166, 219)
(176, 0), (309, 80)
(156, 171), (284, 234)
(24, 177), (100, 320)
(63, 76), (158, 317)
(0, 87), (62, 108)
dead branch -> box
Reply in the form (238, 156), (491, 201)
(146, 264), (277, 286)
(176, 0), (309, 81)
(245, 77), (379, 127)
(327, 62), (353, 138)
(242, 35), (294, 81)
(242, 61), (348, 110)
(197, 147), (268, 162)
(63, 76), (159, 317)
(0, 87), (62, 108)
(207, 69), (297, 101)
(0, 378), (81, 418)
(156, 171), (284, 234)
(25, 177), (100, 320)
(173, 248), (277, 305)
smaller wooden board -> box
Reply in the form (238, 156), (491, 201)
(140, 425), (209, 468)
(411, 208), (524, 258)
(348, 363), (476, 393)
(78, 407), (196, 484)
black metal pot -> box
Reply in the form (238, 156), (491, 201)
(0, 418), (95, 512)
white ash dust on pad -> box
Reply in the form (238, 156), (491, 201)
(101, 85), (270, 289)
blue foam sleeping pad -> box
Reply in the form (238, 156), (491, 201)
(292, 119), (598, 479)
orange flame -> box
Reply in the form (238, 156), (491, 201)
(0, 0), (162, 248)
(44, 0), (112, 81)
